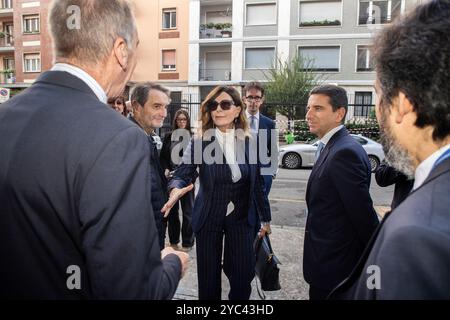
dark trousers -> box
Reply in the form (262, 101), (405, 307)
(168, 189), (195, 247)
(309, 286), (332, 300)
(196, 216), (255, 300)
(252, 175), (273, 237)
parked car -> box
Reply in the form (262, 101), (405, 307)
(279, 134), (385, 172)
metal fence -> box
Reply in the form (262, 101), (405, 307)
(158, 98), (379, 141)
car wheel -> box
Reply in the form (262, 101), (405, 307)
(368, 155), (380, 173)
(282, 152), (302, 169)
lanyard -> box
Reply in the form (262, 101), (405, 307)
(432, 147), (450, 170)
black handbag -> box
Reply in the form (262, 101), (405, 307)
(253, 234), (281, 294)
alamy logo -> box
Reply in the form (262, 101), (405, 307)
(66, 5), (81, 30)
(366, 265), (381, 290)
(66, 265), (81, 290)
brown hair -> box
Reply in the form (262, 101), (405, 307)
(243, 81), (265, 97)
(172, 109), (191, 132)
(198, 86), (249, 137)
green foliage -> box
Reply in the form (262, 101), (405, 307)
(264, 54), (322, 120)
(299, 19), (341, 27)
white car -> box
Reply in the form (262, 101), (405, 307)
(279, 134), (385, 172)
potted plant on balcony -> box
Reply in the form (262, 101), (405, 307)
(2, 69), (15, 84)
(205, 22), (215, 38)
(220, 23), (232, 38)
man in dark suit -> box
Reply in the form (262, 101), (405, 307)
(243, 82), (278, 193)
(129, 82), (171, 250)
(243, 82), (278, 236)
(304, 85), (379, 300)
(375, 161), (414, 210)
(330, 0), (450, 299)
(0, 0), (188, 299)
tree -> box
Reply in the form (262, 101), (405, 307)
(264, 54), (323, 123)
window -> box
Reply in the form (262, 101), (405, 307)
(298, 46), (340, 71)
(2, 0), (12, 9)
(162, 8), (177, 29)
(299, 0), (342, 27)
(245, 47), (275, 69)
(359, 0), (401, 25)
(23, 14), (40, 34)
(246, 3), (277, 26)
(3, 23), (13, 45)
(3, 57), (14, 70)
(162, 50), (176, 70)
(354, 92), (373, 117)
(23, 53), (41, 72)
(356, 46), (374, 71)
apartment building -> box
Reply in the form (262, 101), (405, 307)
(130, 0), (195, 102)
(188, 0), (424, 112)
(0, 0), (52, 93)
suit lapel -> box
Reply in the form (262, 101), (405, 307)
(307, 127), (348, 196)
(329, 210), (393, 298)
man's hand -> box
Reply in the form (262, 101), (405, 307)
(161, 247), (189, 278)
(161, 184), (194, 218)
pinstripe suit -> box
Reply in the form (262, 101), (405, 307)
(168, 134), (271, 300)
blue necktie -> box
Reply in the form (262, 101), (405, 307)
(315, 142), (325, 162)
(250, 116), (257, 132)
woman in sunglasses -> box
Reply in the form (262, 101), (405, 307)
(161, 86), (271, 300)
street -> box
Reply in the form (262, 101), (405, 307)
(270, 168), (394, 227)
(174, 167), (394, 300)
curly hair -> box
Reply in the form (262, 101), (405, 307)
(374, 0), (450, 141)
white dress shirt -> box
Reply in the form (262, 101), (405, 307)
(413, 143), (450, 190)
(51, 63), (108, 104)
(320, 125), (344, 146)
(215, 128), (242, 183)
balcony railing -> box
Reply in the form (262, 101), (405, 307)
(0, 37), (13, 47)
(0, 71), (15, 84)
(200, 24), (232, 39)
(199, 68), (231, 81)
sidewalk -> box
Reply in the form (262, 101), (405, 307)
(173, 225), (309, 300)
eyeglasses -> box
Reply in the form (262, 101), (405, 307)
(176, 118), (188, 122)
(246, 96), (262, 102)
(207, 100), (235, 111)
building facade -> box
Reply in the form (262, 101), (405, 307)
(0, 0), (52, 92)
(188, 0), (425, 115)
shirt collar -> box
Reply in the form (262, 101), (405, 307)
(413, 143), (450, 190)
(320, 125), (344, 146)
(51, 63), (108, 104)
(245, 110), (260, 121)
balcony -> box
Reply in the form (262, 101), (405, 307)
(199, 44), (231, 82)
(0, 70), (15, 84)
(200, 1), (232, 39)
(0, 0), (13, 17)
(200, 23), (232, 39)
(0, 36), (13, 52)
(199, 68), (231, 81)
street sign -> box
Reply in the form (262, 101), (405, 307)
(0, 88), (10, 103)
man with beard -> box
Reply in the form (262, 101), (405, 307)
(330, 0), (450, 299)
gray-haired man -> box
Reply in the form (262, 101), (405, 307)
(0, 0), (188, 299)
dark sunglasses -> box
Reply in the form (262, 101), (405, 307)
(207, 100), (235, 111)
